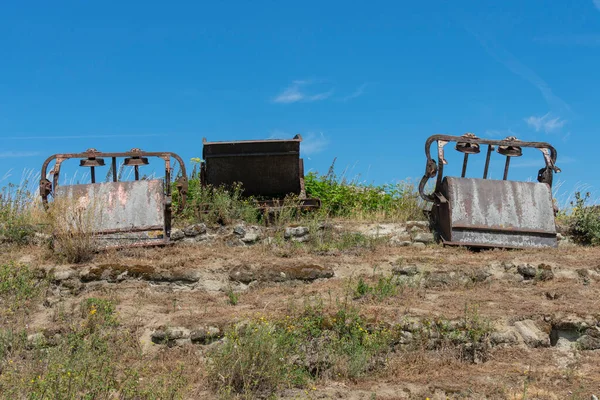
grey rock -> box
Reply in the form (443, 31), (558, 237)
(230, 263), (334, 283)
(291, 235), (310, 243)
(389, 234), (412, 245)
(411, 242), (426, 249)
(490, 329), (519, 346)
(398, 331), (413, 345)
(536, 264), (554, 281)
(284, 226), (309, 239)
(241, 233), (260, 244)
(517, 264), (537, 280)
(392, 265), (419, 276)
(412, 232), (434, 244)
(471, 269), (491, 283)
(577, 335), (600, 350)
(229, 265), (255, 284)
(577, 327), (600, 350)
(151, 326), (191, 344)
(233, 225), (246, 236)
(170, 229), (185, 241)
(27, 332), (45, 345)
(183, 223), (207, 237)
(514, 320), (550, 347)
(53, 269), (76, 282)
(190, 326), (222, 344)
(406, 221), (429, 230)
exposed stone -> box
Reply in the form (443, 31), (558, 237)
(577, 328), (600, 350)
(233, 225), (246, 236)
(284, 226), (309, 239)
(514, 320), (550, 347)
(229, 265), (255, 284)
(81, 264), (199, 283)
(391, 240), (412, 247)
(241, 233), (260, 244)
(392, 265), (419, 276)
(490, 329), (519, 346)
(183, 223), (207, 237)
(229, 263), (334, 283)
(536, 263), (554, 281)
(552, 315), (592, 332)
(53, 269), (77, 282)
(411, 242), (426, 249)
(406, 221), (429, 230)
(291, 235), (310, 243)
(389, 233), (412, 244)
(397, 331), (413, 345)
(170, 229), (185, 241)
(412, 232), (434, 244)
(27, 332), (45, 346)
(151, 326), (191, 344)
(517, 264), (536, 280)
(471, 269), (491, 283)
(190, 326), (222, 344)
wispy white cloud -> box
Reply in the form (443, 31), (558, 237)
(1, 134), (166, 140)
(273, 80), (333, 104)
(594, 0), (600, 11)
(0, 151), (40, 158)
(301, 132), (330, 155)
(341, 83), (368, 101)
(525, 113), (567, 133)
(467, 29), (570, 113)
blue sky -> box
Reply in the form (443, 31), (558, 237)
(1, 1), (599, 203)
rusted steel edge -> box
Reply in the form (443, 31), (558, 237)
(451, 224), (556, 235)
(440, 239), (557, 249)
(201, 134), (302, 146)
(92, 225), (165, 235)
(39, 150), (189, 212)
(418, 134), (560, 202)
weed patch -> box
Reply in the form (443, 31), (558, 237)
(0, 297), (191, 399)
(208, 302), (393, 398)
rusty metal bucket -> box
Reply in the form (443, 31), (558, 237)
(419, 134), (561, 249)
(40, 148), (188, 248)
(201, 135), (304, 198)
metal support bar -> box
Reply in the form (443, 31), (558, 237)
(483, 145), (493, 179)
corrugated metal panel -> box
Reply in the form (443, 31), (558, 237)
(55, 179), (165, 233)
(440, 177), (557, 248)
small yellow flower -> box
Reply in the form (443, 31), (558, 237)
(89, 308), (97, 315)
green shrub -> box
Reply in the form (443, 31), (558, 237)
(0, 297), (189, 399)
(304, 165), (424, 221)
(0, 262), (43, 312)
(208, 302), (394, 398)
(569, 192), (600, 245)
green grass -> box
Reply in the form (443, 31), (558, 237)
(0, 297), (190, 400)
(568, 191), (600, 246)
(208, 301), (394, 399)
(353, 274), (403, 301)
(0, 262), (44, 313)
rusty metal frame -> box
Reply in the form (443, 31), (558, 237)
(39, 148), (188, 246)
(418, 134), (561, 249)
(418, 134), (560, 203)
